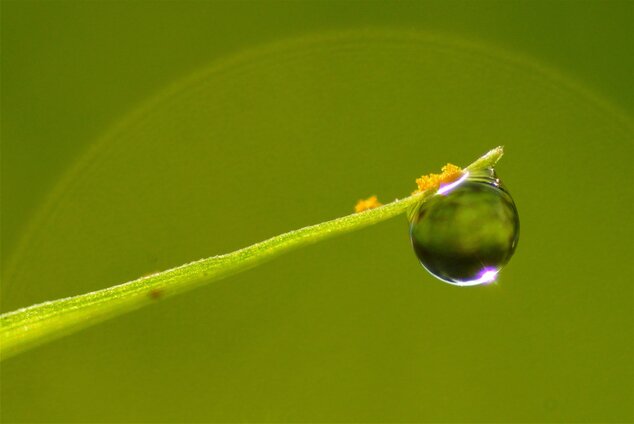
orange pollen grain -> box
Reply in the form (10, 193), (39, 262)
(412, 163), (463, 194)
(354, 195), (382, 213)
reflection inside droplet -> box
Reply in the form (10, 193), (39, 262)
(409, 168), (519, 286)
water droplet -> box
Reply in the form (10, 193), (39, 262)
(409, 168), (519, 286)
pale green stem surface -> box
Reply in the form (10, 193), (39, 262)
(0, 147), (503, 360)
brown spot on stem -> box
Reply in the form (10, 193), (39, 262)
(148, 288), (164, 300)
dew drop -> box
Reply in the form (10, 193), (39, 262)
(409, 168), (519, 286)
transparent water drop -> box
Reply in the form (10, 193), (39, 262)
(409, 168), (519, 286)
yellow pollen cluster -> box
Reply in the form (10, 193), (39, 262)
(354, 195), (382, 213)
(413, 163), (463, 194)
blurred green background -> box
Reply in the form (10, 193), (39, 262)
(1, 1), (632, 422)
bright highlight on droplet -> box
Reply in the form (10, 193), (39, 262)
(478, 268), (499, 283)
(409, 168), (519, 286)
(442, 267), (499, 287)
(437, 171), (470, 195)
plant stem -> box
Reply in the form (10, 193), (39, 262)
(0, 147), (503, 360)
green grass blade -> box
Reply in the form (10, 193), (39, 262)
(0, 147), (503, 360)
